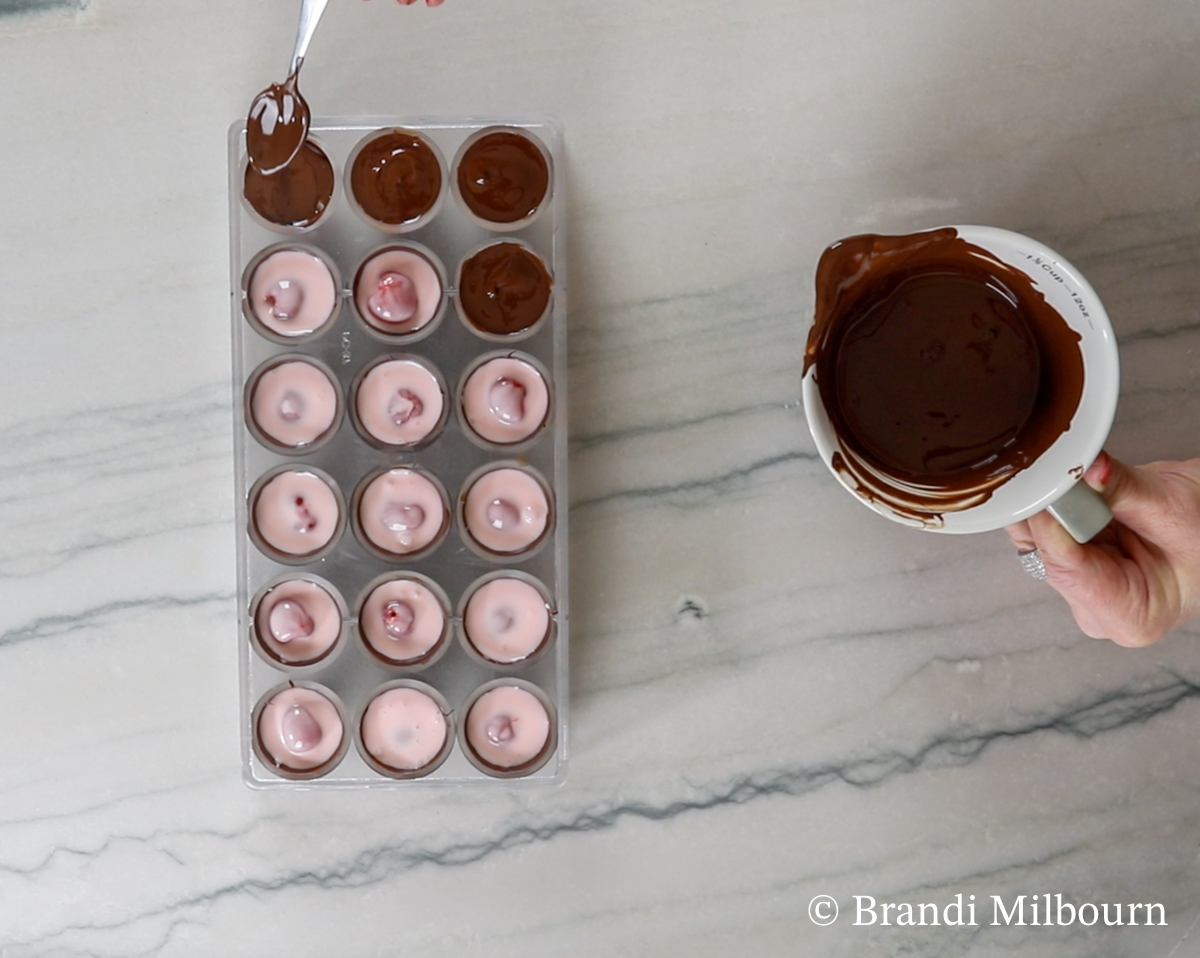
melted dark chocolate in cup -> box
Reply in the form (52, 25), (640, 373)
(350, 130), (443, 227)
(456, 131), (549, 224)
(806, 229), (1085, 521)
(244, 140), (335, 230)
(246, 72), (310, 176)
(458, 243), (552, 336)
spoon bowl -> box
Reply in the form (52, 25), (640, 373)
(246, 0), (331, 176)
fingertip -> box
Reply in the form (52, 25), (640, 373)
(1004, 520), (1034, 550)
(1082, 451), (1112, 491)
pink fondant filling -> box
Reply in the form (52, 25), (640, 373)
(463, 577), (551, 664)
(255, 579), (342, 664)
(355, 358), (445, 446)
(250, 360), (339, 448)
(358, 469), (446, 556)
(258, 686), (343, 771)
(248, 249), (338, 338)
(465, 685), (551, 770)
(253, 470), (341, 557)
(354, 248), (442, 335)
(369, 272), (418, 323)
(360, 576), (447, 663)
(361, 687), (448, 772)
(463, 467), (550, 555)
(461, 355), (549, 445)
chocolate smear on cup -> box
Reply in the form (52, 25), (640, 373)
(805, 228), (1084, 524)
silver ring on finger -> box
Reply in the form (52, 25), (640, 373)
(1018, 547), (1048, 581)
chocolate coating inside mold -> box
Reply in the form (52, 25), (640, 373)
(244, 140), (335, 229)
(456, 130), (549, 224)
(458, 243), (552, 337)
(350, 130), (442, 227)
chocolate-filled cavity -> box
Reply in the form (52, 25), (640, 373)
(244, 139), (335, 229)
(455, 129), (549, 226)
(349, 129), (444, 229)
(456, 242), (552, 338)
(806, 228), (1085, 518)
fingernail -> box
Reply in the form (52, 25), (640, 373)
(1084, 451), (1112, 489)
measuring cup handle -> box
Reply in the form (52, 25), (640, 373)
(1046, 480), (1113, 543)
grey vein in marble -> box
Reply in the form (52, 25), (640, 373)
(0, 591), (229, 649)
(0, 0), (85, 14)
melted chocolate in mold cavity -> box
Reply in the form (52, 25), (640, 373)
(456, 130), (549, 224)
(458, 243), (552, 336)
(806, 229), (1084, 520)
(350, 130), (442, 227)
(246, 72), (310, 176)
(244, 140), (334, 229)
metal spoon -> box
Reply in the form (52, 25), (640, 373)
(245, 0), (331, 175)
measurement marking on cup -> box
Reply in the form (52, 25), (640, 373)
(1025, 254), (1091, 319)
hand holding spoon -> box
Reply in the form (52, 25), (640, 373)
(246, 0), (331, 175)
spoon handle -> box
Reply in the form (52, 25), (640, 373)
(288, 0), (331, 77)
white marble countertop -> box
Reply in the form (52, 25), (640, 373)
(1, 0), (1199, 955)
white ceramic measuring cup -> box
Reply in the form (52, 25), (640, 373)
(802, 225), (1119, 543)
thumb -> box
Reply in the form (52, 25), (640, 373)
(1086, 453), (1164, 528)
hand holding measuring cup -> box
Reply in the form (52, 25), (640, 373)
(1007, 453), (1200, 646)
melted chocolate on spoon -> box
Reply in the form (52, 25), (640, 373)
(246, 72), (310, 176)
(243, 65), (331, 229)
